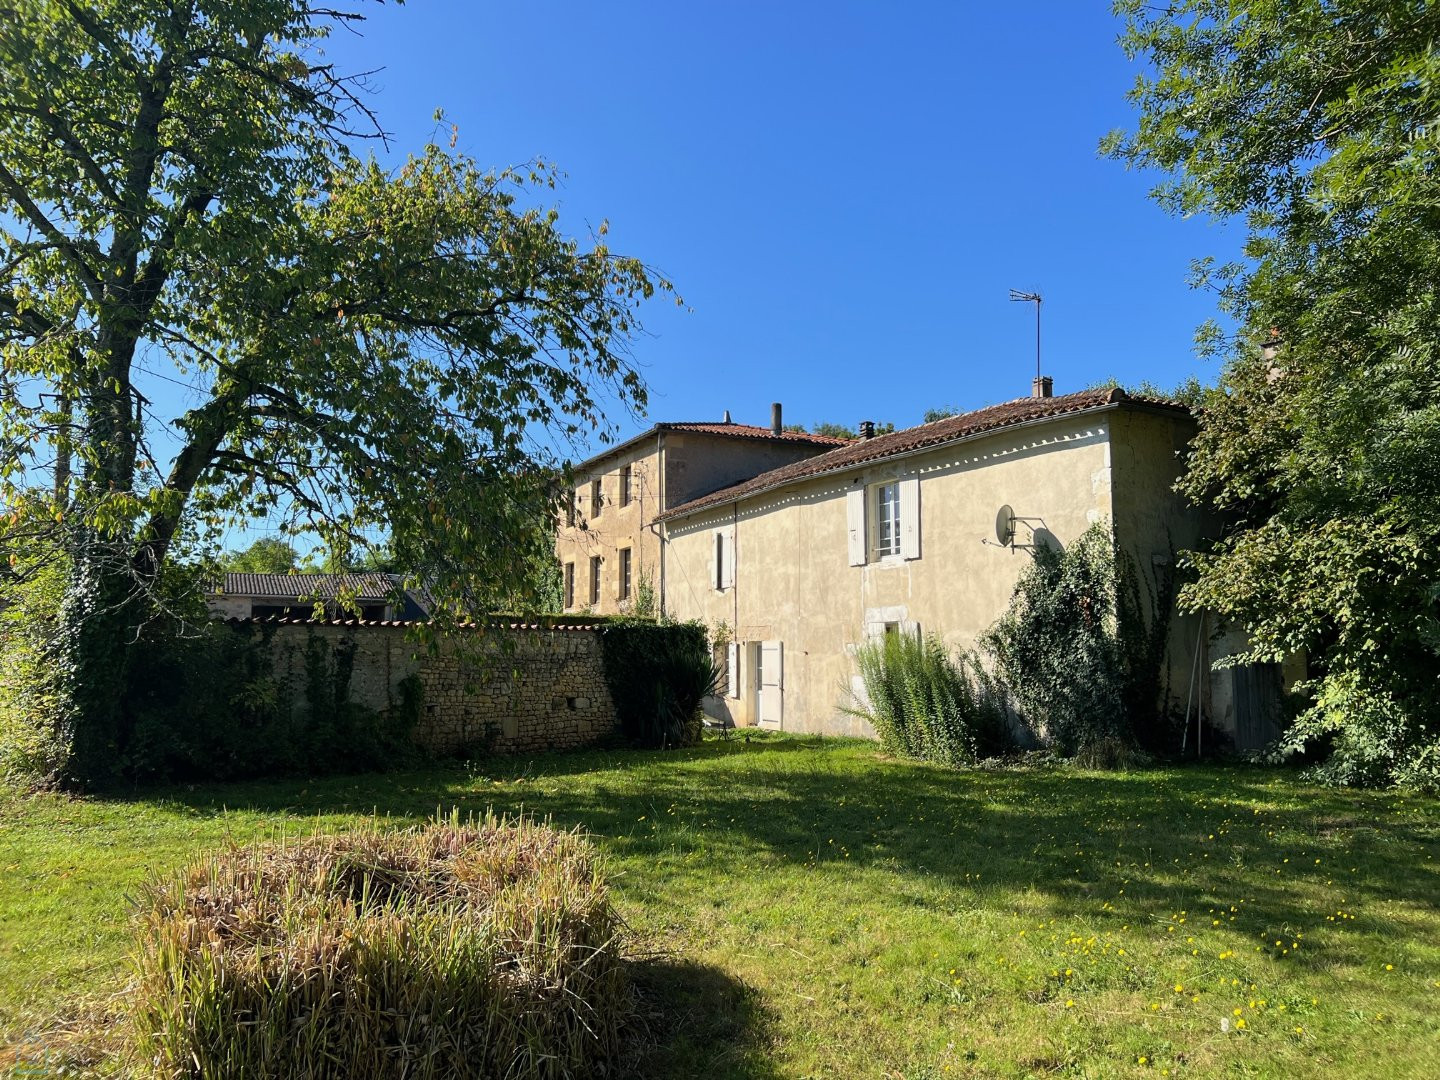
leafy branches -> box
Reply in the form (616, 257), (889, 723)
(1109, 0), (1440, 787)
(0, 1), (673, 785)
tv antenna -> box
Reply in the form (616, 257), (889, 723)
(1009, 289), (1042, 381)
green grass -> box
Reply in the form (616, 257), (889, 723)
(2, 733), (1439, 1078)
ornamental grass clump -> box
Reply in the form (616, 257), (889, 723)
(847, 632), (1012, 766)
(127, 814), (627, 1080)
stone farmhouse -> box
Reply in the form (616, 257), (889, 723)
(554, 410), (846, 614)
(556, 383), (1286, 749)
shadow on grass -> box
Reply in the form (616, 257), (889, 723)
(623, 957), (780, 1080)
(119, 735), (1440, 979)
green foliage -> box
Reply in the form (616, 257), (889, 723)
(0, 2), (671, 787)
(119, 622), (422, 785)
(1088, 375), (1209, 409)
(786, 420), (897, 439)
(220, 537), (300, 574)
(598, 620), (717, 748)
(128, 815), (627, 1079)
(629, 565), (659, 619)
(0, 564), (69, 784)
(1108, 0), (1440, 787)
(846, 632), (1012, 767)
(982, 523), (1172, 757)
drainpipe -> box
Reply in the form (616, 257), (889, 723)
(657, 430), (666, 619)
(732, 503), (739, 633)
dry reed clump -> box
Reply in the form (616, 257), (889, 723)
(127, 813), (627, 1079)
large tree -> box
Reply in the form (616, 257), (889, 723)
(1108, 0), (1440, 785)
(0, 1), (669, 784)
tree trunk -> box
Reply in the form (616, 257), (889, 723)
(54, 546), (140, 788)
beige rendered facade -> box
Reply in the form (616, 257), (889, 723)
(659, 389), (1219, 738)
(554, 415), (844, 616)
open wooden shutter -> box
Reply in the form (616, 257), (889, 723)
(726, 641), (739, 698)
(899, 476), (921, 560)
(759, 640), (783, 728)
(846, 488), (867, 566)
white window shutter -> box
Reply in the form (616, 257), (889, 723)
(846, 488), (867, 566)
(899, 476), (921, 560)
(726, 642), (739, 698)
(722, 524), (736, 589)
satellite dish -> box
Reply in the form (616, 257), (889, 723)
(995, 504), (1015, 547)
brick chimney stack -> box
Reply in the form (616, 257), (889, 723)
(1032, 375), (1054, 398)
(859, 420), (875, 439)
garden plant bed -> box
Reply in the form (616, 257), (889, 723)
(2, 734), (1438, 1078)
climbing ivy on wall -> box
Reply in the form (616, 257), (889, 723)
(981, 523), (1175, 757)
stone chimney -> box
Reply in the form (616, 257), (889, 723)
(722, 409), (731, 423)
(1031, 375), (1054, 398)
(771, 402), (782, 435)
(859, 420), (875, 439)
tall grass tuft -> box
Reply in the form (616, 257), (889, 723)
(846, 632), (1012, 766)
(127, 813), (628, 1079)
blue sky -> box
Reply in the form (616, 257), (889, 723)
(317, 0), (1240, 452)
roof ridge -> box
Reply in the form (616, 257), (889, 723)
(658, 388), (1189, 521)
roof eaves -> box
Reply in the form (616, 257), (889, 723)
(659, 395), (1182, 523)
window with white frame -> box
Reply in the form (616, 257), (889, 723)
(874, 481), (901, 558)
(847, 477), (920, 566)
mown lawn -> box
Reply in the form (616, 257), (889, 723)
(2, 733), (1439, 1078)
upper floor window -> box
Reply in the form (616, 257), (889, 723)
(564, 490), (576, 527)
(847, 477), (920, 566)
(874, 481), (901, 559)
(618, 547), (632, 600)
(712, 526), (735, 590)
(590, 477), (603, 518)
(620, 464), (633, 507)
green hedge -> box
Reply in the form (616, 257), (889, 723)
(597, 620), (718, 748)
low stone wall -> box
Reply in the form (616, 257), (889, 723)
(254, 621), (619, 756)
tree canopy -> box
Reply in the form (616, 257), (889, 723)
(0, 1), (670, 783)
(220, 537), (299, 575)
(1109, 0), (1440, 786)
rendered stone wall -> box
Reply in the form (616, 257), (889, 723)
(259, 622), (619, 755)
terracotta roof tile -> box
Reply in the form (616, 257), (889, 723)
(659, 422), (849, 446)
(572, 420), (848, 469)
(218, 572), (400, 601)
(659, 387), (1188, 520)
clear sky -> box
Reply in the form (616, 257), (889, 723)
(314, 0), (1240, 454)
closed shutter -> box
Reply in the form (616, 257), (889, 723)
(726, 641), (739, 698)
(759, 639), (783, 728)
(721, 524), (736, 589)
(899, 476), (921, 560)
(846, 488), (867, 566)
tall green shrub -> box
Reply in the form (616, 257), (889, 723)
(981, 523), (1172, 756)
(598, 620), (718, 748)
(847, 632), (1012, 767)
